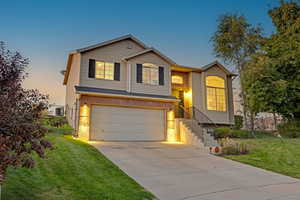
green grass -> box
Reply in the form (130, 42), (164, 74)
(224, 137), (300, 179)
(2, 133), (155, 200)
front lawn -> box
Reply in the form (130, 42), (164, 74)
(224, 137), (300, 179)
(2, 133), (155, 200)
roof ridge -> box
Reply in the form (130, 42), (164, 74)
(73, 34), (148, 53)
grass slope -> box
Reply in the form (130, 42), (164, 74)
(224, 137), (300, 179)
(3, 133), (154, 200)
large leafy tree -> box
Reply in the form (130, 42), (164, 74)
(211, 14), (263, 128)
(0, 42), (52, 185)
(244, 0), (300, 120)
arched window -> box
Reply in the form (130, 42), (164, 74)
(171, 75), (183, 84)
(206, 76), (226, 111)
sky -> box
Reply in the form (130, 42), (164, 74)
(0, 0), (278, 105)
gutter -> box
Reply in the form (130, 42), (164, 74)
(76, 91), (180, 102)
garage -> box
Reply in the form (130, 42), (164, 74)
(90, 105), (166, 141)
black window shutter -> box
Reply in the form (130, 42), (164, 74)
(114, 63), (120, 81)
(159, 66), (164, 85)
(88, 59), (95, 78)
(136, 64), (143, 83)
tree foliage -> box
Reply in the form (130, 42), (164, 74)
(211, 14), (263, 128)
(211, 14), (262, 73)
(244, 0), (300, 120)
(0, 42), (52, 184)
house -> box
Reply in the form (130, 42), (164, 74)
(48, 104), (64, 116)
(63, 35), (236, 142)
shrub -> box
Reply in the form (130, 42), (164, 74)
(219, 138), (249, 155)
(233, 115), (243, 130)
(44, 116), (68, 128)
(47, 124), (73, 135)
(277, 120), (300, 138)
(214, 127), (231, 138)
(230, 129), (253, 138)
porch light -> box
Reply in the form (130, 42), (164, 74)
(184, 90), (192, 99)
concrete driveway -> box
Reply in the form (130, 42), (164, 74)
(91, 142), (300, 200)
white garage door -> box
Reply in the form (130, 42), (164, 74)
(90, 106), (165, 141)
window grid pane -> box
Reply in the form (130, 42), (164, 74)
(150, 67), (158, 85)
(95, 61), (105, 79)
(207, 87), (217, 110)
(105, 62), (114, 80)
(142, 64), (159, 85)
(216, 88), (226, 111)
(143, 67), (151, 84)
(95, 61), (115, 80)
(172, 75), (183, 84)
(206, 76), (225, 88)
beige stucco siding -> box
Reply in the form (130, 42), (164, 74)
(189, 72), (202, 111)
(79, 39), (145, 90)
(65, 53), (81, 128)
(203, 66), (230, 124)
(190, 66), (234, 125)
(128, 52), (171, 96)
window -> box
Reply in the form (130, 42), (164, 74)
(206, 76), (226, 111)
(95, 61), (114, 80)
(142, 63), (159, 85)
(172, 75), (183, 84)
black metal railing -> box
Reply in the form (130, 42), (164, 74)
(191, 106), (218, 128)
(178, 105), (218, 140)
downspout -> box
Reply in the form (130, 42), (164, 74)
(127, 62), (132, 93)
(74, 98), (80, 137)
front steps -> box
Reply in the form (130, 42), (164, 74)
(179, 119), (219, 148)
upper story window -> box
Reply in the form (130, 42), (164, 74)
(206, 76), (226, 112)
(88, 59), (120, 81)
(95, 61), (114, 80)
(172, 75), (183, 84)
(142, 63), (159, 85)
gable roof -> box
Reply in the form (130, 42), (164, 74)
(123, 48), (177, 66)
(74, 34), (148, 53)
(201, 61), (237, 76)
(63, 34), (149, 85)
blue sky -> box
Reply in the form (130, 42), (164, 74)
(0, 0), (278, 104)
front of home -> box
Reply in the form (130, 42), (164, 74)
(63, 35), (235, 142)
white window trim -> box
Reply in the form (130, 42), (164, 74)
(142, 63), (159, 86)
(95, 60), (114, 80)
(206, 76), (226, 112)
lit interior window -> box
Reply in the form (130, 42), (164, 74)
(172, 75), (183, 84)
(142, 63), (159, 85)
(206, 76), (226, 111)
(95, 61), (114, 80)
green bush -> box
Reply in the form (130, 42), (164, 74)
(231, 129), (253, 138)
(278, 120), (300, 138)
(44, 116), (68, 127)
(214, 128), (253, 139)
(233, 115), (243, 130)
(47, 124), (73, 135)
(214, 127), (231, 138)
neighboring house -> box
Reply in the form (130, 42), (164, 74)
(63, 35), (236, 142)
(48, 104), (64, 116)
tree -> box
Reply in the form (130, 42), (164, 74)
(211, 14), (263, 128)
(0, 42), (52, 187)
(244, 0), (300, 121)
